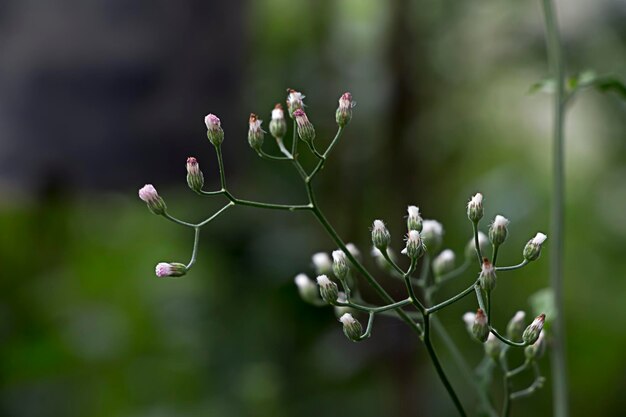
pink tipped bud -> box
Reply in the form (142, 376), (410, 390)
(155, 262), (187, 278)
(138, 184), (166, 215)
(522, 314), (546, 345)
(269, 103), (287, 139)
(479, 258), (497, 292)
(293, 109), (316, 143)
(186, 157), (204, 192)
(286, 89), (305, 117)
(247, 113), (265, 152)
(336, 92), (354, 127)
(204, 113), (224, 146)
(472, 308), (490, 343)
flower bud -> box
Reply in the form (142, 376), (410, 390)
(462, 311), (476, 336)
(465, 231), (489, 259)
(433, 249), (456, 278)
(403, 230), (425, 260)
(345, 243), (361, 260)
(204, 113), (224, 146)
(421, 220), (444, 252)
(311, 252), (333, 275)
(155, 262), (187, 277)
(294, 273), (321, 305)
(371, 220), (391, 251)
(472, 308), (490, 343)
(317, 275), (339, 304)
(186, 157), (204, 192)
(522, 314), (545, 345)
(339, 313), (363, 342)
(293, 109), (315, 144)
(467, 193), (484, 223)
(269, 103), (287, 139)
(286, 89), (305, 118)
(407, 205), (423, 232)
(525, 331), (546, 359)
(138, 184), (166, 215)
(332, 250), (349, 280)
(247, 113), (265, 152)
(336, 92), (354, 127)
(485, 333), (503, 360)
(489, 215), (509, 246)
(506, 311), (526, 340)
(523, 232), (548, 262)
(479, 258), (497, 292)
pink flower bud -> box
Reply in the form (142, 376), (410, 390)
(155, 262), (187, 277)
(293, 109), (315, 143)
(286, 88), (305, 117)
(186, 157), (204, 192)
(336, 92), (354, 127)
(247, 113), (265, 151)
(138, 184), (166, 215)
(204, 113), (224, 146)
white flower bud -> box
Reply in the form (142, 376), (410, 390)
(317, 274), (339, 304)
(286, 89), (305, 117)
(506, 311), (526, 340)
(204, 113), (224, 146)
(523, 232), (548, 261)
(339, 313), (363, 342)
(467, 193), (484, 223)
(522, 314), (545, 345)
(472, 308), (490, 343)
(247, 113), (265, 152)
(269, 103), (287, 139)
(484, 333), (503, 360)
(138, 184), (166, 215)
(311, 252), (333, 275)
(404, 230), (425, 260)
(462, 312), (476, 335)
(479, 258), (497, 292)
(433, 249), (456, 278)
(421, 220), (444, 251)
(294, 273), (320, 305)
(345, 243), (361, 260)
(336, 92), (354, 127)
(155, 262), (187, 277)
(332, 250), (349, 279)
(489, 215), (510, 246)
(371, 220), (391, 250)
(407, 205), (423, 232)
(465, 231), (489, 259)
(186, 157), (204, 192)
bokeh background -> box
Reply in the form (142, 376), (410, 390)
(1, 0), (625, 416)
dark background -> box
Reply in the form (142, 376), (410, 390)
(1, 0), (625, 416)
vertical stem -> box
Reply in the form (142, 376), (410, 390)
(423, 315), (468, 417)
(541, 1), (569, 416)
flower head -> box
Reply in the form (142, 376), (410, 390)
(312, 252), (332, 275)
(339, 313), (363, 342)
(332, 249), (349, 279)
(506, 310), (526, 340)
(247, 113), (265, 151)
(294, 273), (320, 305)
(336, 92), (354, 127)
(479, 258), (497, 292)
(155, 262), (187, 278)
(371, 219), (391, 250)
(421, 219), (444, 250)
(489, 215), (509, 246)
(433, 249), (455, 278)
(317, 274), (339, 304)
(293, 109), (315, 143)
(286, 89), (305, 117)
(204, 113), (224, 146)
(467, 193), (484, 223)
(139, 184), (166, 215)
(186, 157), (204, 192)
(472, 308), (490, 343)
(524, 232), (548, 261)
(522, 313), (546, 345)
(403, 230), (425, 260)
(269, 103), (287, 139)
(407, 205), (423, 232)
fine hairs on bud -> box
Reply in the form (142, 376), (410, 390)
(371, 220), (391, 250)
(295, 273), (320, 305)
(139, 184), (166, 215)
(479, 258), (497, 292)
(473, 308), (490, 343)
(339, 313), (363, 342)
(489, 214), (510, 246)
(433, 249), (455, 278)
(524, 232), (548, 261)
(312, 252), (332, 275)
(204, 113), (225, 146)
(186, 157), (204, 192)
(523, 313), (546, 345)
(403, 230), (425, 260)
(421, 220), (444, 251)
(332, 250), (349, 280)
(407, 205), (423, 232)
(467, 193), (484, 223)
(155, 262), (187, 278)
(336, 92), (354, 127)
(293, 109), (316, 143)
(247, 113), (265, 152)
(269, 103), (287, 139)
(317, 274), (339, 304)
(286, 89), (305, 118)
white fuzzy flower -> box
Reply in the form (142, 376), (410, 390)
(312, 252), (332, 274)
(272, 106), (284, 121)
(493, 215), (510, 228)
(463, 312), (476, 329)
(316, 274), (332, 286)
(421, 219), (444, 249)
(532, 232), (548, 245)
(339, 313), (357, 326)
(294, 273), (313, 289)
(138, 184), (159, 203)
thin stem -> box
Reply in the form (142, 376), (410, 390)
(496, 260), (529, 271)
(489, 328), (528, 348)
(215, 145), (227, 190)
(423, 314), (468, 417)
(196, 203), (235, 227)
(472, 221), (483, 263)
(335, 297), (412, 313)
(506, 360), (531, 378)
(186, 227), (201, 269)
(542, 0), (569, 414)
(492, 244), (500, 266)
(258, 150), (291, 161)
(275, 137), (293, 158)
(425, 279), (478, 315)
(309, 127), (344, 179)
(510, 362), (545, 400)
(382, 249), (406, 276)
(435, 259), (470, 287)
(501, 350), (512, 417)
(225, 192), (311, 211)
(359, 312), (376, 340)
(475, 284), (487, 312)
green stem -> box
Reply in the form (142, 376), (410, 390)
(472, 221), (483, 263)
(489, 328), (528, 348)
(496, 260), (528, 271)
(435, 259), (470, 287)
(492, 244), (500, 266)
(187, 227), (201, 269)
(359, 311), (376, 340)
(425, 280), (478, 315)
(309, 127), (344, 179)
(335, 297), (412, 313)
(258, 150), (291, 161)
(541, 0), (569, 415)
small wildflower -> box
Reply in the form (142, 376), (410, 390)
(294, 273), (320, 305)
(339, 313), (363, 342)
(317, 275), (339, 304)
(335, 92), (354, 127)
(523, 232), (548, 261)
(467, 193), (484, 223)
(403, 230), (425, 260)
(138, 184), (166, 215)
(522, 314), (546, 345)
(433, 249), (455, 278)
(332, 250), (349, 280)
(479, 258), (497, 292)
(407, 205), (423, 232)
(204, 113), (224, 146)
(247, 113), (265, 151)
(155, 262), (187, 278)
(293, 109), (315, 143)
(489, 215), (509, 246)
(312, 252), (332, 275)
(269, 103), (287, 139)
(506, 311), (526, 340)
(472, 308), (490, 343)
(286, 89), (305, 117)
(371, 220), (391, 251)
(422, 220), (444, 251)
(186, 157), (204, 192)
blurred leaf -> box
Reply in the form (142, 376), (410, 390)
(531, 71), (626, 101)
(528, 79), (556, 94)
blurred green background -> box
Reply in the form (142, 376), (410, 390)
(1, 0), (625, 416)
